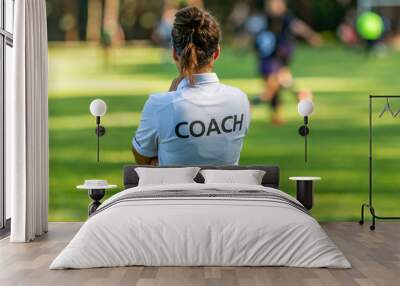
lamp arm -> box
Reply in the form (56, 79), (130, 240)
(95, 116), (105, 162)
(305, 128), (307, 162)
(97, 117), (100, 162)
(97, 127), (100, 162)
(303, 116), (309, 162)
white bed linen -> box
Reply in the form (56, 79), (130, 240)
(50, 183), (350, 269)
(200, 169), (266, 185)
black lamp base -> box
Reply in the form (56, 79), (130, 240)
(95, 126), (106, 136)
(298, 125), (309, 136)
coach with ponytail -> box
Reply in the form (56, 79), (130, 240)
(132, 6), (250, 166)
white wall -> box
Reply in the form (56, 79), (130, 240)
(5, 44), (13, 220)
(4, 0), (15, 221)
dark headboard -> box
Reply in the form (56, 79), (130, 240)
(123, 165), (280, 189)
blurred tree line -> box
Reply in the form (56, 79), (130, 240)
(46, 0), (353, 42)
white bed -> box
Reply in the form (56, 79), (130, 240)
(50, 183), (350, 269)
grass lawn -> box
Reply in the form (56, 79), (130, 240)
(49, 43), (400, 221)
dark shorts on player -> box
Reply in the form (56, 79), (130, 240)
(258, 44), (294, 77)
(259, 57), (286, 77)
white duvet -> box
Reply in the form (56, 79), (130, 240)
(50, 183), (350, 269)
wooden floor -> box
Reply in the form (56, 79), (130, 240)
(0, 222), (399, 286)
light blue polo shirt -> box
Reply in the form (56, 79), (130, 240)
(132, 73), (250, 166)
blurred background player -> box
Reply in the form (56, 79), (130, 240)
(153, 1), (178, 63)
(227, 1), (251, 49)
(100, 0), (125, 69)
(337, 8), (359, 48)
(251, 0), (322, 125)
(153, 0), (204, 63)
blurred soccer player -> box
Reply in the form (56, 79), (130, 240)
(153, 2), (177, 63)
(252, 0), (322, 125)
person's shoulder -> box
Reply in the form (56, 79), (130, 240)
(146, 90), (183, 109)
(219, 83), (248, 99)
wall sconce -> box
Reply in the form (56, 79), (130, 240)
(90, 99), (107, 162)
(298, 99), (314, 162)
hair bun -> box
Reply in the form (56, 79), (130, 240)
(172, 6), (221, 81)
(189, 14), (205, 29)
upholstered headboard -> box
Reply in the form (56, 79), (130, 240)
(123, 165), (280, 189)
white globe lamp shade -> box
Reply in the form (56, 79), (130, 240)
(90, 99), (107, 117)
(298, 99), (314, 116)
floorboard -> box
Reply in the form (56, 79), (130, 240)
(0, 222), (399, 286)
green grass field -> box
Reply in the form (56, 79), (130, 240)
(49, 43), (400, 221)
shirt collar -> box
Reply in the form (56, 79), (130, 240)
(177, 73), (219, 90)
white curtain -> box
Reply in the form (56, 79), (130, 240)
(7, 0), (49, 242)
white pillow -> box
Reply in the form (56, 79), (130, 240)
(135, 167), (200, 186)
(200, 169), (266, 185)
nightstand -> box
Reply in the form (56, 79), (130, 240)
(77, 180), (117, 215)
(289, 177), (321, 210)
